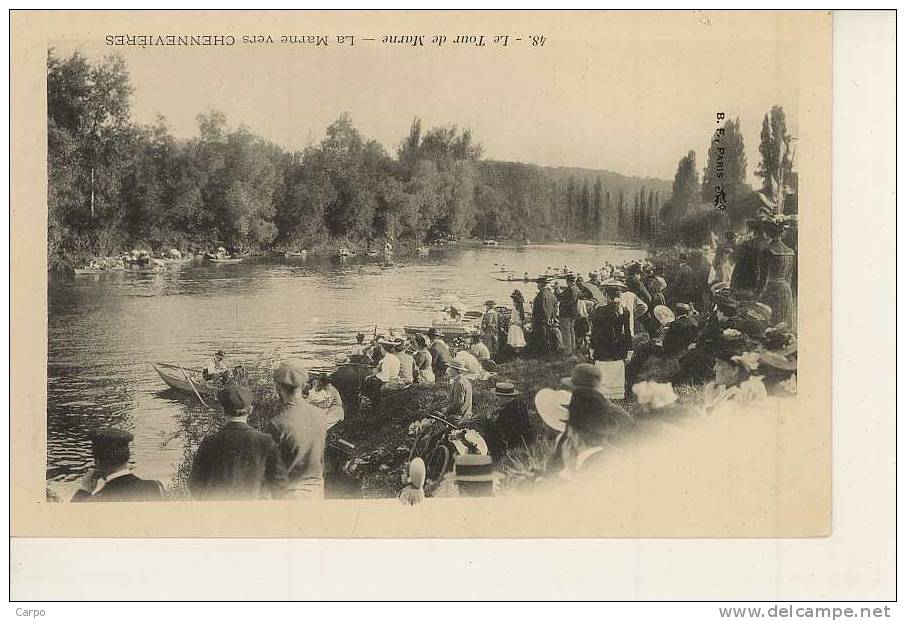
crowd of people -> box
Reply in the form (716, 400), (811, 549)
(66, 215), (797, 503)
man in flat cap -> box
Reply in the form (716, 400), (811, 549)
(71, 428), (165, 502)
(189, 385), (288, 500)
(265, 360), (327, 499)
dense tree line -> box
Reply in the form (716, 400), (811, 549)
(47, 50), (673, 269)
(658, 107), (798, 245)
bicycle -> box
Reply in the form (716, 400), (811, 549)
(406, 412), (489, 482)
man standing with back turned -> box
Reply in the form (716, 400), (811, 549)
(189, 385), (288, 500)
(266, 359), (327, 499)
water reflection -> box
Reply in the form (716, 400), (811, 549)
(47, 244), (646, 492)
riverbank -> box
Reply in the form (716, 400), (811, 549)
(167, 352), (704, 500)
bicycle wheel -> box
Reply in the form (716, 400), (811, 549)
(426, 445), (451, 481)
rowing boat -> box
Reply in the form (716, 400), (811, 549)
(284, 250), (308, 258)
(207, 256), (244, 264)
(152, 363), (218, 396)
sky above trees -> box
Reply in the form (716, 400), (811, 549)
(51, 29), (798, 184)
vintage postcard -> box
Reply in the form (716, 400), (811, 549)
(11, 10), (832, 537)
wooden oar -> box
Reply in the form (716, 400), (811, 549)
(178, 362), (210, 409)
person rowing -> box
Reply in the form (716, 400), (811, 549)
(203, 350), (228, 382)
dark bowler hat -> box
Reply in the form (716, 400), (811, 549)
(273, 359), (309, 388)
(218, 384), (253, 412)
(427, 328), (444, 338)
(561, 363), (602, 391)
(87, 427), (133, 465)
(484, 299), (496, 308)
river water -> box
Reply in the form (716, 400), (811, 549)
(46, 242), (646, 492)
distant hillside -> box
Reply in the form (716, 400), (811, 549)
(475, 160), (673, 242)
(539, 165), (673, 198)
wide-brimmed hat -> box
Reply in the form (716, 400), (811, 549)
(714, 292), (739, 316)
(760, 325), (797, 355)
(711, 281), (731, 294)
(653, 305), (676, 326)
(600, 278), (627, 291)
(447, 359), (469, 373)
(648, 276), (667, 293)
(534, 388), (571, 432)
(484, 299), (496, 307)
(675, 302), (695, 314)
(738, 301), (773, 324)
(561, 363), (602, 391)
(334, 353), (350, 365)
(715, 331), (753, 362)
(758, 351), (797, 372)
(493, 381), (520, 397)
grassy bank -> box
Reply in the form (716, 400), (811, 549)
(167, 352), (705, 500)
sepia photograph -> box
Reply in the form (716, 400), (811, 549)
(11, 10), (837, 542)
(9, 6), (901, 607)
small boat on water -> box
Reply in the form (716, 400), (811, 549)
(152, 363), (217, 397)
(205, 252), (245, 264)
(284, 250), (308, 258)
(492, 275), (534, 282)
(208, 257), (244, 264)
(403, 323), (480, 339)
(483, 239), (499, 247)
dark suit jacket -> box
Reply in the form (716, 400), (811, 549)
(662, 314), (699, 357)
(71, 473), (165, 502)
(557, 284), (580, 318)
(532, 288), (558, 325)
(430, 340), (453, 376)
(590, 305), (631, 361)
(190, 421), (288, 500)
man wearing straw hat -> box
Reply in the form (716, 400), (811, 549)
(266, 360), (327, 499)
(488, 382), (533, 458)
(445, 358), (473, 422)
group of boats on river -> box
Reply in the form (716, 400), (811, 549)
(70, 241), (434, 276)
